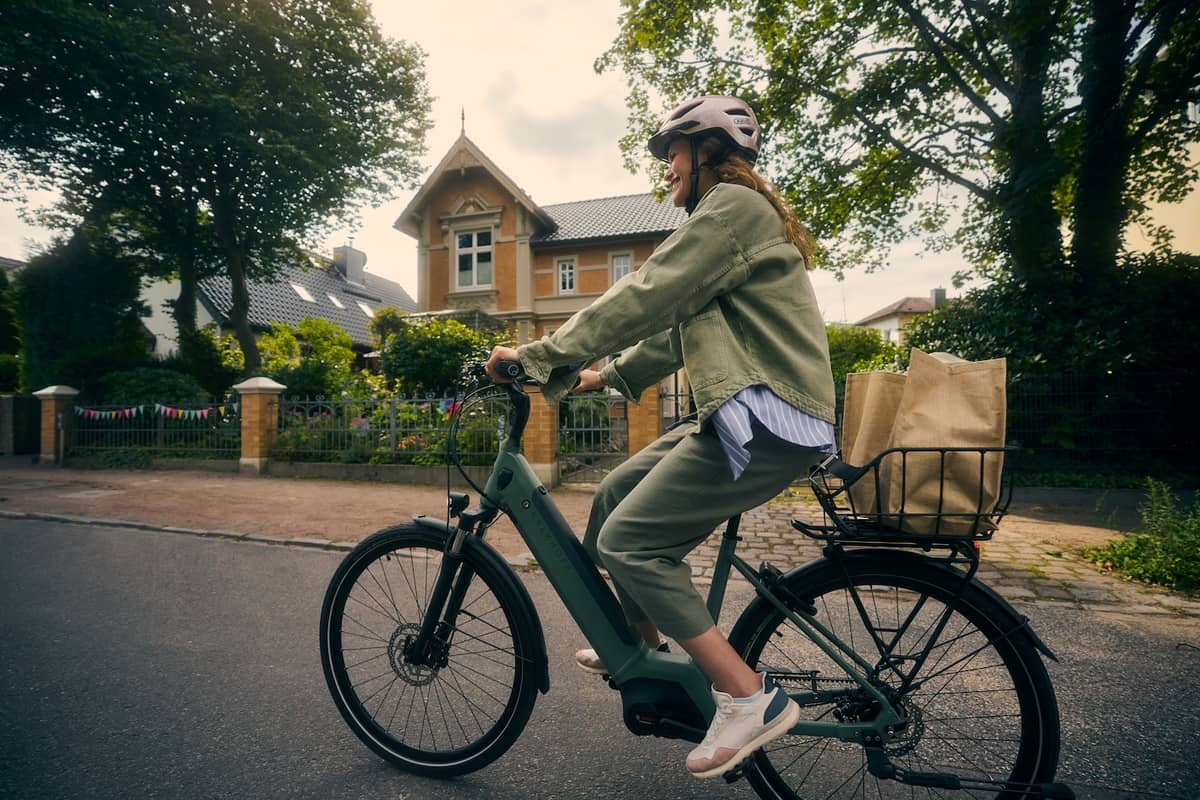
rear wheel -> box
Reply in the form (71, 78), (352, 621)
(730, 552), (1061, 799)
(319, 525), (539, 776)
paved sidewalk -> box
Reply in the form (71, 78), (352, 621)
(2, 458), (1197, 617)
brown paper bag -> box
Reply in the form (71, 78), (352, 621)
(840, 370), (907, 514)
(883, 350), (1007, 535)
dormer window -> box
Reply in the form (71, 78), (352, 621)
(290, 282), (315, 303)
(456, 229), (493, 288)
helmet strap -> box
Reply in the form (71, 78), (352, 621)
(685, 137), (701, 215)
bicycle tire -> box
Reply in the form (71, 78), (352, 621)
(729, 550), (1061, 800)
(319, 524), (540, 776)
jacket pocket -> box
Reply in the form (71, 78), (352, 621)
(679, 309), (730, 390)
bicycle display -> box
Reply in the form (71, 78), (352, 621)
(319, 363), (1073, 799)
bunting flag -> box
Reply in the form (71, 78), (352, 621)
(75, 403), (232, 421)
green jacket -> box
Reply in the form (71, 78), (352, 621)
(517, 182), (835, 426)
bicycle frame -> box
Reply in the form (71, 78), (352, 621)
(416, 381), (906, 744)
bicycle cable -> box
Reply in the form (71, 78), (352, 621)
(446, 382), (506, 511)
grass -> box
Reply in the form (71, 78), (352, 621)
(1084, 478), (1200, 593)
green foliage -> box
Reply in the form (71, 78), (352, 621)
(0, 0), (432, 371)
(367, 306), (409, 349)
(14, 231), (149, 395)
(0, 353), (19, 391)
(1085, 479), (1200, 592)
(95, 448), (154, 470)
(825, 325), (902, 388)
(160, 326), (242, 398)
(598, 1), (1199, 290)
(259, 317), (364, 399)
(382, 318), (511, 395)
(0, 268), (19, 355)
(97, 367), (208, 406)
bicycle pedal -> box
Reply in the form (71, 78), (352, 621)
(722, 759), (750, 783)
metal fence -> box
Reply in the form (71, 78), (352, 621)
(69, 397), (241, 459)
(273, 393), (509, 466)
(559, 392), (628, 482)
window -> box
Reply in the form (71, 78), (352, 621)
(557, 257), (576, 294)
(356, 301), (374, 318)
(289, 282), (315, 303)
(456, 229), (493, 288)
(612, 253), (632, 283)
(326, 293), (345, 309)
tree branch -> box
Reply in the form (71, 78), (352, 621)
(893, 0), (1005, 125)
(959, 0), (1014, 99)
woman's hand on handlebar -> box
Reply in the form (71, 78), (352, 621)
(484, 346), (521, 383)
(574, 369), (606, 393)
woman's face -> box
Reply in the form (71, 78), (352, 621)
(665, 138), (692, 208)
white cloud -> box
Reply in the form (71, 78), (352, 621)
(0, 1), (977, 323)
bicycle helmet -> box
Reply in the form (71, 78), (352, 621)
(646, 95), (761, 164)
(647, 95), (761, 213)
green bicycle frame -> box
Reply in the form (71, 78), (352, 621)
(469, 382), (902, 742)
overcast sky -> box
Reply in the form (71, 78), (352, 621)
(0, 1), (972, 324)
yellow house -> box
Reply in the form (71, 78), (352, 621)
(393, 134), (686, 344)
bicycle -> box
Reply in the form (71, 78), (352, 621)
(319, 362), (1074, 799)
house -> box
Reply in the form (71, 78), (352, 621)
(393, 133), (687, 344)
(855, 288), (948, 345)
(142, 245), (416, 356)
(0, 256), (24, 276)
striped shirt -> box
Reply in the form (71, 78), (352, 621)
(712, 385), (835, 480)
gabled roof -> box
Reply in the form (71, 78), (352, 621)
(0, 256), (24, 274)
(199, 260), (415, 349)
(394, 133), (555, 237)
(855, 296), (934, 326)
(532, 194), (687, 247)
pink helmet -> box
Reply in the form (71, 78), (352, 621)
(647, 95), (761, 163)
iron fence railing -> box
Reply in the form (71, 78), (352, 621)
(69, 397), (241, 458)
(273, 393), (508, 466)
(559, 392), (628, 482)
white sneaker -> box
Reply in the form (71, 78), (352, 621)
(575, 641), (669, 675)
(686, 673), (800, 779)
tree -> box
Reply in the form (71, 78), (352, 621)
(382, 319), (511, 395)
(0, 1), (431, 372)
(824, 324), (901, 387)
(367, 306), (410, 350)
(598, 1), (1200, 296)
(14, 228), (149, 395)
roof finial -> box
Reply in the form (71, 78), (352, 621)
(461, 106), (466, 135)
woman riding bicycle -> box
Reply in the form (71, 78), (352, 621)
(486, 95), (836, 779)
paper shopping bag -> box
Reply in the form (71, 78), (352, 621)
(840, 370), (907, 514)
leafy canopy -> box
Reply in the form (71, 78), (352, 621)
(598, 0), (1200, 288)
(382, 319), (512, 396)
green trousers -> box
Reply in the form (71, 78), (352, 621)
(582, 421), (821, 640)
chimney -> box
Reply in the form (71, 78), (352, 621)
(333, 245), (367, 285)
(930, 287), (947, 308)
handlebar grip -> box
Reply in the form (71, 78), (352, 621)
(495, 359), (525, 380)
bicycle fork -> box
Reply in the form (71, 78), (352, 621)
(404, 504), (499, 670)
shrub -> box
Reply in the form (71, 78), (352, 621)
(1084, 478), (1200, 592)
(382, 318), (511, 395)
(98, 367), (209, 406)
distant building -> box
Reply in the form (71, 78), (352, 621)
(0, 256), (24, 276)
(855, 288), (948, 345)
(394, 133), (687, 344)
(142, 245), (415, 356)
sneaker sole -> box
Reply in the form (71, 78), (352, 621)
(688, 699), (802, 780)
(575, 660), (608, 675)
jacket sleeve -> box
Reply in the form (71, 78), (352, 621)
(517, 198), (748, 400)
(599, 329), (682, 402)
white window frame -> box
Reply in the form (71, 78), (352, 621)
(556, 257), (576, 295)
(356, 301), (374, 318)
(289, 282), (316, 303)
(455, 228), (494, 289)
(326, 293), (345, 309)
(611, 252), (633, 284)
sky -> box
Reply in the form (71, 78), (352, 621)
(0, 0), (972, 324)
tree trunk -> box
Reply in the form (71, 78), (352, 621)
(1070, 0), (1135, 282)
(211, 194), (261, 374)
(170, 190), (200, 343)
(997, 0), (1069, 297)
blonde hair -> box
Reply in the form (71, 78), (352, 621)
(699, 138), (815, 266)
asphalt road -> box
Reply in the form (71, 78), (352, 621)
(1, 519), (1197, 800)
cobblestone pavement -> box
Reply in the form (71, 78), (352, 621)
(668, 492), (1200, 618)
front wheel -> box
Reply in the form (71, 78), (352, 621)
(319, 524), (540, 776)
(730, 551), (1062, 800)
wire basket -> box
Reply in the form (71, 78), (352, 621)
(796, 446), (1016, 543)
